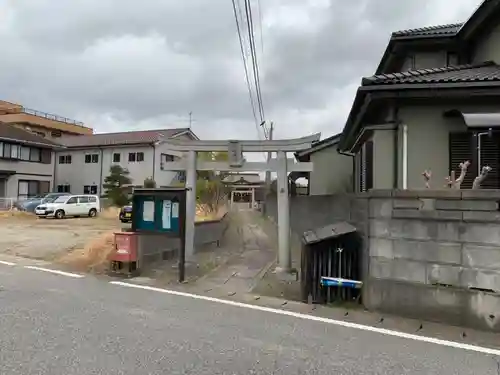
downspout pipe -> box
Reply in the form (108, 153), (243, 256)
(402, 124), (408, 190)
(337, 148), (356, 192)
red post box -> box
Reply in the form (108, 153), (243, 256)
(109, 232), (139, 277)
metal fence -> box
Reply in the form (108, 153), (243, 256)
(301, 231), (362, 305)
(0, 197), (30, 211)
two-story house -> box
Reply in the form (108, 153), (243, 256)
(293, 133), (354, 195)
(54, 128), (198, 195)
(0, 122), (62, 202)
(338, 0), (500, 190)
(0, 100), (93, 141)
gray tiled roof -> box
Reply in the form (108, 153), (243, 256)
(362, 61), (500, 86)
(0, 122), (61, 147)
(59, 128), (190, 148)
(392, 23), (463, 38)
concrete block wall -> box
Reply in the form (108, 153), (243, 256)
(366, 189), (500, 332)
(266, 190), (500, 332)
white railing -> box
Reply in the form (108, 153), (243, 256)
(0, 198), (16, 211)
(0, 197), (30, 211)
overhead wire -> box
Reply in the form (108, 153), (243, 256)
(231, 0), (259, 133)
(243, 0), (266, 126)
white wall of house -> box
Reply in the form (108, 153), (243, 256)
(54, 143), (181, 195)
(308, 144), (353, 195)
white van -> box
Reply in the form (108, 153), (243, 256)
(35, 195), (100, 219)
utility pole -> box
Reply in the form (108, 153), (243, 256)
(188, 112), (193, 129)
(265, 121), (274, 187)
(263, 121), (273, 215)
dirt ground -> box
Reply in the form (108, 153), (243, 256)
(0, 211), (125, 261)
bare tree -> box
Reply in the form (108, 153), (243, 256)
(422, 161), (492, 190)
(422, 170), (432, 188)
(472, 166), (492, 189)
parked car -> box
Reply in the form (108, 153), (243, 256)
(119, 205), (133, 223)
(16, 192), (72, 213)
(35, 194), (100, 219)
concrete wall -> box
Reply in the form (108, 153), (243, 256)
(365, 189), (500, 332)
(309, 145), (353, 195)
(266, 190), (500, 332)
(136, 214), (229, 267)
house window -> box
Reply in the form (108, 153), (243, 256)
(83, 185), (98, 195)
(446, 52), (459, 66)
(18, 180), (49, 199)
(57, 184), (71, 193)
(20, 147), (31, 161)
(128, 152), (136, 162)
(58, 155), (72, 164)
(2, 143), (10, 158)
(29, 148), (41, 162)
(163, 154), (175, 162)
(128, 152), (145, 162)
(137, 152), (144, 162)
(113, 153), (121, 162)
(40, 149), (52, 164)
(85, 154), (99, 163)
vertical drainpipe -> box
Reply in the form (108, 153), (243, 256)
(99, 148), (104, 196)
(337, 148), (355, 192)
(52, 147), (57, 192)
(402, 124), (408, 190)
(152, 143), (156, 182)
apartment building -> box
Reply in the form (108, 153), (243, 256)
(54, 128), (198, 195)
(0, 100), (93, 140)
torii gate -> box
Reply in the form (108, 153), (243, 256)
(163, 134), (319, 279)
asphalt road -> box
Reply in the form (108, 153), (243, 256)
(0, 264), (499, 374)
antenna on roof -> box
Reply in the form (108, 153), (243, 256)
(189, 111), (193, 129)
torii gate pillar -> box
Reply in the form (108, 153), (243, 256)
(276, 150), (291, 273)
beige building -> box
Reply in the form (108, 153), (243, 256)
(338, 1), (500, 191)
(0, 100), (93, 140)
(293, 134), (353, 195)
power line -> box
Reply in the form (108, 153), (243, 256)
(256, 0), (264, 67)
(231, 0), (259, 131)
(243, 0), (265, 124)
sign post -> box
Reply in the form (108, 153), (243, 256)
(131, 187), (188, 282)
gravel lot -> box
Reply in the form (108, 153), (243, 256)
(0, 214), (125, 261)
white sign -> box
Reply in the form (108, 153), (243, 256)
(143, 201), (154, 222)
(162, 200), (172, 229)
(172, 202), (179, 218)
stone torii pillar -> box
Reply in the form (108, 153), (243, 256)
(163, 134), (319, 279)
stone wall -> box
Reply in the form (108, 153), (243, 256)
(366, 189), (500, 332)
(266, 190), (500, 332)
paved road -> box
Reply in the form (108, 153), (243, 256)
(0, 265), (498, 374)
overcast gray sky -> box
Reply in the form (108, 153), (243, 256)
(0, 0), (481, 142)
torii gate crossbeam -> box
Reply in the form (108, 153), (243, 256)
(163, 134), (319, 280)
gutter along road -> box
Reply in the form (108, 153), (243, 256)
(0, 263), (498, 374)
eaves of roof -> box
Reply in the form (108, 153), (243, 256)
(338, 61), (500, 151)
(294, 133), (341, 160)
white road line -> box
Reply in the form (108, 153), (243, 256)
(110, 281), (500, 357)
(0, 260), (16, 266)
(23, 266), (84, 278)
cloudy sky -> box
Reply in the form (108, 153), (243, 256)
(0, 0), (482, 143)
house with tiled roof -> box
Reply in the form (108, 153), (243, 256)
(338, 0), (500, 190)
(54, 128), (198, 196)
(0, 122), (65, 202)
